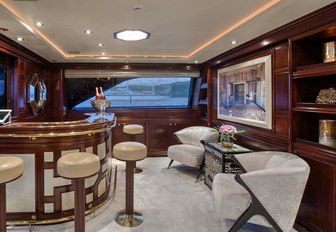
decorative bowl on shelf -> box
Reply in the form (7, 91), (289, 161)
(316, 87), (336, 104)
(91, 99), (111, 117)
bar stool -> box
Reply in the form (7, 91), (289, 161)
(0, 156), (24, 232)
(57, 152), (100, 232)
(113, 141), (147, 227)
(123, 124), (144, 173)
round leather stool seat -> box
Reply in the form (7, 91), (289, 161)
(0, 156), (24, 184)
(123, 124), (144, 135)
(113, 142), (147, 161)
(57, 152), (100, 179)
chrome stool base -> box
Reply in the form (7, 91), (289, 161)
(114, 209), (144, 227)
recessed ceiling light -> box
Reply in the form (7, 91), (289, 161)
(194, 60), (199, 64)
(262, 41), (270, 46)
(230, 40), (238, 45)
(98, 43), (104, 47)
(101, 52), (105, 55)
(114, 30), (150, 41)
(35, 21), (44, 27)
(16, 37), (23, 41)
(84, 30), (92, 34)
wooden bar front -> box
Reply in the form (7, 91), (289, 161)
(0, 114), (116, 224)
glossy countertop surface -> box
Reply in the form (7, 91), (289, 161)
(0, 113), (116, 136)
(4, 113), (114, 127)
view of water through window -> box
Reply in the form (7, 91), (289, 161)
(66, 77), (193, 110)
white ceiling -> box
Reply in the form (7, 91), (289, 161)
(0, 0), (334, 63)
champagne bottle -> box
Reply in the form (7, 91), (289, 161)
(95, 87), (101, 100)
(100, 87), (106, 100)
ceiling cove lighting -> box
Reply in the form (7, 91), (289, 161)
(0, 0), (280, 59)
(114, 29), (150, 42)
(186, 0), (282, 57)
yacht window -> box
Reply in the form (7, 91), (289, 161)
(66, 77), (194, 110)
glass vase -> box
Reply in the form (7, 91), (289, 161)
(221, 136), (234, 148)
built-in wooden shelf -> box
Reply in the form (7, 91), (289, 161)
(293, 62), (336, 78)
(293, 138), (336, 154)
(293, 103), (336, 114)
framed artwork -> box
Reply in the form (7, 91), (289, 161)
(217, 55), (272, 129)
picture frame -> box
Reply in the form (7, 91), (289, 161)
(217, 55), (272, 129)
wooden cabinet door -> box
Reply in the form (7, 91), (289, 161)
(294, 147), (336, 232)
(147, 121), (193, 156)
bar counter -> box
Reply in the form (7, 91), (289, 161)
(0, 114), (116, 224)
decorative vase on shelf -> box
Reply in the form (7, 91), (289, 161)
(91, 99), (111, 118)
(221, 136), (234, 148)
(319, 119), (336, 146)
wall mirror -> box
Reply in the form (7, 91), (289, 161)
(27, 73), (47, 115)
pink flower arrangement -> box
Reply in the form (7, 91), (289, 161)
(220, 124), (237, 135)
(218, 124), (244, 141)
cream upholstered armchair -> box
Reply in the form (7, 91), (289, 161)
(212, 151), (310, 232)
(167, 126), (218, 180)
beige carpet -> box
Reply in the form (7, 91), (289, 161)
(8, 157), (278, 232)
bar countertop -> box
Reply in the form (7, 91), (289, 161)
(0, 113), (116, 138)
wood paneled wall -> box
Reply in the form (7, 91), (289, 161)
(206, 46), (290, 152)
(201, 3), (336, 232)
(65, 108), (198, 157)
(0, 34), (49, 122)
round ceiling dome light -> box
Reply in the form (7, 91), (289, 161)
(114, 29), (150, 41)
